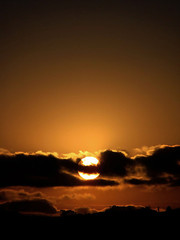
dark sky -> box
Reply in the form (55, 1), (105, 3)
(0, 0), (180, 154)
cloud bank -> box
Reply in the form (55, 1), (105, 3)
(0, 198), (57, 214)
(0, 145), (179, 188)
(0, 152), (117, 187)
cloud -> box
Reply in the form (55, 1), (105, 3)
(0, 189), (44, 202)
(58, 193), (96, 201)
(0, 152), (118, 187)
(0, 198), (57, 214)
(135, 145), (180, 177)
(0, 148), (11, 155)
(97, 145), (180, 188)
(74, 207), (97, 215)
(126, 145), (180, 187)
(0, 188), (61, 215)
(99, 150), (133, 177)
(124, 176), (173, 186)
(0, 145), (179, 188)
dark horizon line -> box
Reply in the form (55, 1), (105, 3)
(0, 202), (179, 216)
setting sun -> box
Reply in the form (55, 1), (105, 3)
(78, 157), (100, 180)
(1, 0), (180, 223)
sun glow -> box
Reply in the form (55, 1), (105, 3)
(81, 156), (99, 166)
(78, 172), (100, 180)
(78, 156), (100, 180)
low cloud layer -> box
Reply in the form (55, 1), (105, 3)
(0, 189), (44, 202)
(0, 188), (57, 214)
(0, 198), (57, 214)
(0, 145), (179, 188)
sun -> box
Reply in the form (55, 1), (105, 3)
(78, 156), (100, 180)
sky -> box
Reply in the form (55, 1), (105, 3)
(0, 0), (180, 214)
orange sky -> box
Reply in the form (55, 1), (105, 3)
(0, 1), (179, 212)
(0, 1), (179, 155)
(4, 183), (180, 211)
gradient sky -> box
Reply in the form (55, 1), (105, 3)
(0, 1), (180, 213)
(0, 0), (179, 155)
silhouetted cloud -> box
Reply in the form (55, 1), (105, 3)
(99, 150), (132, 177)
(136, 146), (180, 178)
(0, 199), (57, 214)
(0, 152), (118, 187)
(98, 145), (180, 187)
(128, 145), (180, 187)
(0, 145), (179, 188)
(124, 176), (173, 186)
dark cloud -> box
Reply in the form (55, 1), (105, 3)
(126, 145), (180, 187)
(0, 153), (118, 187)
(124, 176), (174, 186)
(99, 150), (132, 177)
(0, 198), (57, 214)
(81, 178), (119, 186)
(0, 153), (70, 187)
(0, 145), (179, 188)
(98, 146), (180, 187)
(0, 188), (57, 214)
(136, 146), (180, 178)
